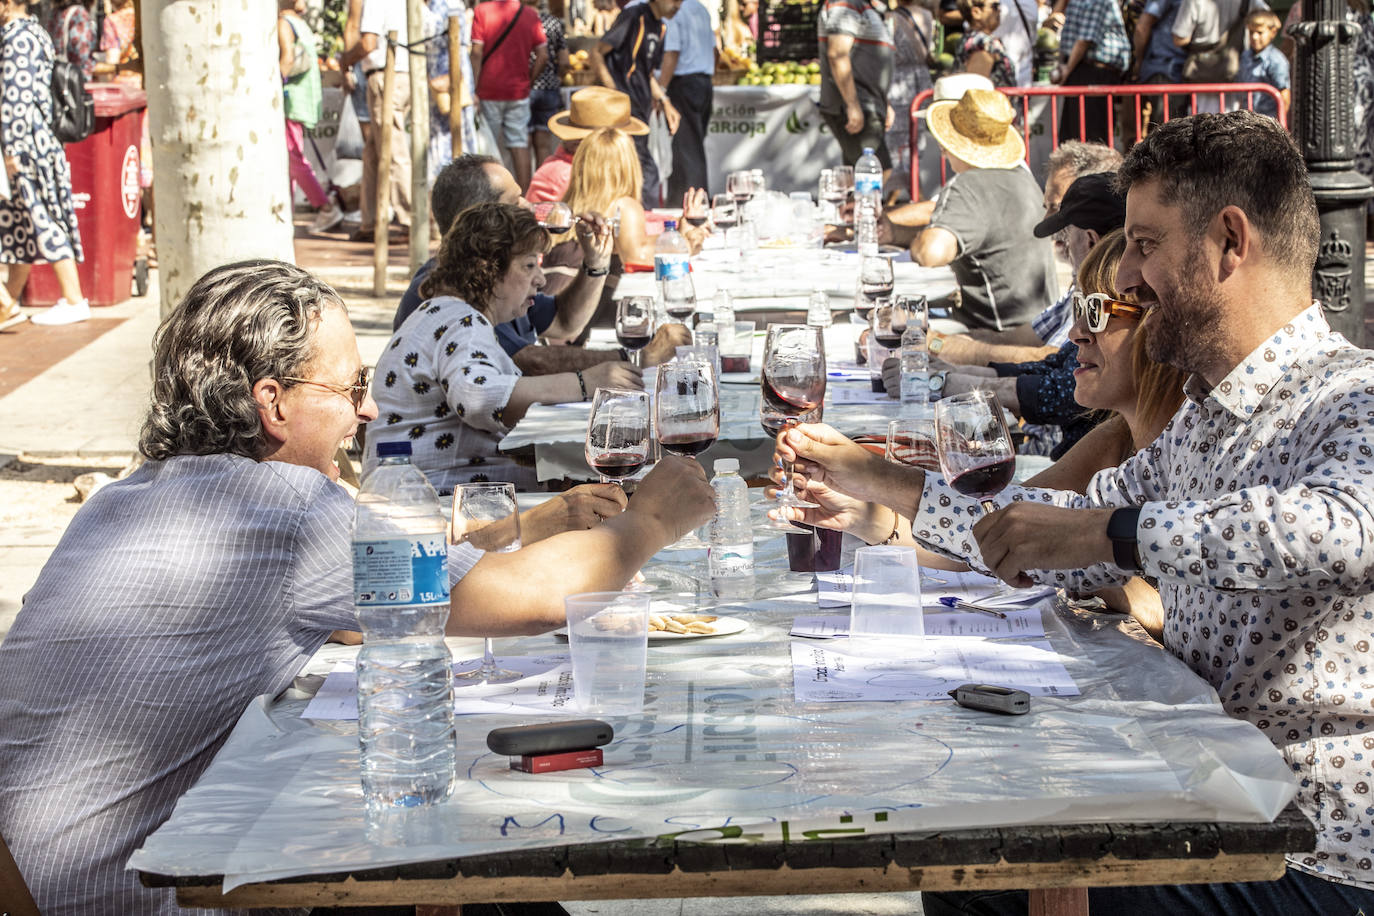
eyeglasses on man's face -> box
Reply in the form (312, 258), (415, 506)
(1071, 293), (1145, 334)
(280, 366), (375, 411)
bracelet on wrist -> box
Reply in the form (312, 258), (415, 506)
(880, 509), (902, 545)
(575, 370), (589, 401)
(583, 263), (610, 277)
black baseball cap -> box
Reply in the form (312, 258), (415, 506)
(1033, 172), (1126, 239)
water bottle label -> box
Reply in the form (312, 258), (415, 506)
(855, 175), (881, 195)
(654, 254), (690, 282)
(353, 535), (450, 606)
(708, 542), (755, 577)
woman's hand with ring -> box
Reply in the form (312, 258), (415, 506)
(574, 210), (613, 271)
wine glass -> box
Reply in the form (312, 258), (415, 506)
(656, 357), (719, 547)
(871, 300), (907, 351)
(885, 417), (940, 471)
(711, 193), (739, 231)
(934, 390), (1016, 516)
(615, 297), (655, 368)
(682, 190), (710, 228)
(833, 164), (855, 223)
(727, 170), (753, 208)
(858, 255), (894, 317)
(896, 294), (929, 338)
(584, 387), (651, 485)
(819, 168), (846, 223)
(761, 324), (826, 530)
(450, 483), (523, 683)
(532, 200), (574, 236)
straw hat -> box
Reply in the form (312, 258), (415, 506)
(925, 88), (1025, 170)
(915, 73), (995, 119)
(547, 87), (650, 140)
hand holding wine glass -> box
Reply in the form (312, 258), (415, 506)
(585, 387), (651, 484)
(682, 188), (710, 228)
(451, 483), (523, 683)
(934, 390), (1016, 515)
(761, 324), (826, 529)
(533, 201), (574, 235)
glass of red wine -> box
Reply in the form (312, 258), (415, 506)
(615, 296), (655, 368)
(727, 171), (753, 209)
(656, 357), (719, 547)
(533, 201), (574, 236)
(761, 324), (826, 530)
(858, 255), (894, 319)
(585, 387), (651, 485)
(871, 300), (907, 351)
(711, 193), (738, 232)
(682, 190), (710, 228)
(934, 390), (1016, 516)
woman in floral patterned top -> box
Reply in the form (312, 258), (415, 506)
(45, 0), (95, 80)
(954, 0), (1016, 88)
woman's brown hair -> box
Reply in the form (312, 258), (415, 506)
(420, 202), (550, 311)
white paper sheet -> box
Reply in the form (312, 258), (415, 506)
(791, 640), (1080, 703)
(792, 610), (1047, 640)
(817, 565), (1055, 609)
(830, 386), (894, 405)
(302, 654), (578, 720)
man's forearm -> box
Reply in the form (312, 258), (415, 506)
(827, 52), (861, 110)
(512, 345), (621, 374)
(592, 45), (615, 88)
(545, 270), (606, 341)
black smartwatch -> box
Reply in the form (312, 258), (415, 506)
(1107, 506), (1143, 572)
(583, 263), (610, 277)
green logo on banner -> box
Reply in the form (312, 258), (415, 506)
(785, 110), (810, 134)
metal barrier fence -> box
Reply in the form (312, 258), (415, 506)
(906, 82), (1287, 201)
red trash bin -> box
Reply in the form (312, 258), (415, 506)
(27, 82), (147, 307)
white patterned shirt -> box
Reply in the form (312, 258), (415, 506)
(365, 295), (536, 493)
(914, 304), (1374, 887)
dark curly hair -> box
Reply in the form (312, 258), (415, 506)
(139, 260), (342, 462)
(419, 202), (550, 311)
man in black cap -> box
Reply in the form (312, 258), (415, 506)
(884, 170), (1127, 459)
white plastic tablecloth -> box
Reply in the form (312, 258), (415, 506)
(130, 511), (1298, 892)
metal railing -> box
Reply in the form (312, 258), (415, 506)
(907, 82), (1287, 200)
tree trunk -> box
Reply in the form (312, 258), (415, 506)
(143, 0), (295, 316)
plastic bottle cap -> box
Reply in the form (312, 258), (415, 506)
(713, 458), (740, 473)
(862, 147), (874, 155)
(664, 219), (677, 231)
(376, 441), (413, 458)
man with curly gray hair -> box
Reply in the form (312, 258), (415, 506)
(0, 259), (714, 914)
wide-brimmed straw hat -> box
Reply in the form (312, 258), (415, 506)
(925, 87), (1025, 170)
(914, 73), (994, 119)
(547, 87), (650, 140)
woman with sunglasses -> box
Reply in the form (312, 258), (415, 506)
(364, 202), (639, 498)
(953, 0), (1016, 88)
(769, 229), (1189, 636)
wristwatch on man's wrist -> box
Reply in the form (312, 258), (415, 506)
(928, 370), (947, 397)
(1107, 506), (1144, 572)
(928, 335), (945, 355)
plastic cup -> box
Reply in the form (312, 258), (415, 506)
(849, 546), (924, 641)
(564, 591), (650, 716)
(786, 526), (842, 573)
(719, 320), (755, 374)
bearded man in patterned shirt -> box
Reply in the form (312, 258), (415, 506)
(776, 110), (1374, 913)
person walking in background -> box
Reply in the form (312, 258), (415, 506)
(423, 0), (477, 183)
(1170, 0), (1268, 114)
(990, 0), (1040, 85)
(885, 0), (934, 181)
(1131, 0), (1189, 129)
(955, 0), (1018, 87)
(279, 0), (344, 235)
(99, 0), (136, 66)
(591, 0), (683, 207)
(45, 0), (94, 80)
(340, 0), (413, 244)
(3, 0), (87, 326)
(660, 0), (715, 201)
(1238, 8), (1288, 118)
(471, 0), (548, 192)
(1054, 0), (1129, 144)
(818, 0), (894, 169)
(529, 0), (568, 168)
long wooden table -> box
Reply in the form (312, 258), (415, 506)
(132, 522), (1310, 913)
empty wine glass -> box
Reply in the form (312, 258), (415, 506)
(585, 387), (651, 485)
(934, 390), (1016, 516)
(451, 483), (523, 683)
(533, 200), (574, 235)
(761, 324), (826, 530)
(615, 297), (655, 368)
(858, 255), (894, 317)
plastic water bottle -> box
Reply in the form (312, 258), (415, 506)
(708, 458), (754, 599)
(353, 441), (456, 812)
(714, 289), (735, 336)
(855, 147), (883, 257)
(900, 323), (931, 414)
(855, 204), (879, 258)
(807, 288), (832, 328)
(655, 219), (696, 321)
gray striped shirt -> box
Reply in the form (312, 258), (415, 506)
(0, 454), (476, 914)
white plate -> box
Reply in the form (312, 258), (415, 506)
(553, 616), (749, 642)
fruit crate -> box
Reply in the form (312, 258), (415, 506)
(757, 0), (821, 62)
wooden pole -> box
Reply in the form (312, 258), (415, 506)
(448, 16), (464, 160)
(373, 30), (398, 297)
(407, 0), (430, 275)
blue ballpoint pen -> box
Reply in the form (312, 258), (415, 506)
(936, 596), (1008, 619)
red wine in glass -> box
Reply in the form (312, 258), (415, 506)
(721, 354), (750, 373)
(660, 432), (716, 456)
(874, 332), (903, 349)
(665, 303), (696, 321)
(950, 458), (1016, 501)
(617, 331), (652, 351)
(762, 376), (824, 414)
(590, 453), (645, 480)
(684, 215), (709, 228)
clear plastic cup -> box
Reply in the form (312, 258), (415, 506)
(719, 320), (756, 374)
(564, 591), (650, 715)
(849, 546), (924, 642)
